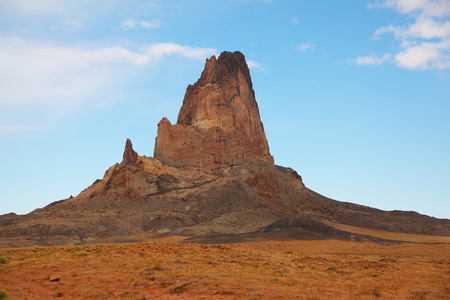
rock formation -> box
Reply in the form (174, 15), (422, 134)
(123, 138), (138, 164)
(154, 51), (273, 170)
(1, 50), (449, 247)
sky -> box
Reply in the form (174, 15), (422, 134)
(1, 0), (449, 219)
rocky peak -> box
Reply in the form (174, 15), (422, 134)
(154, 51), (274, 170)
(123, 138), (138, 164)
(177, 51), (256, 129)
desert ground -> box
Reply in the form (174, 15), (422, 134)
(1, 234), (449, 300)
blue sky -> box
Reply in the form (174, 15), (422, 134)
(1, 0), (449, 219)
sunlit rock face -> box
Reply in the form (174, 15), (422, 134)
(154, 51), (274, 170)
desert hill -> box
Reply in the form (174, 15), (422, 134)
(1, 51), (449, 247)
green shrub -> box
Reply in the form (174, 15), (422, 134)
(18, 253), (32, 260)
(0, 289), (9, 300)
(76, 251), (88, 257)
(0, 256), (11, 264)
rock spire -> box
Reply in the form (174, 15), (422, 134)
(154, 51), (274, 169)
(123, 138), (138, 164)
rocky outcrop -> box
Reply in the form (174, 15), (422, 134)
(96, 139), (182, 201)
(154, 51), (274, 170)
(123, 139), (138, 164)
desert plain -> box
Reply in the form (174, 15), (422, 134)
(1, 231), (449, 300)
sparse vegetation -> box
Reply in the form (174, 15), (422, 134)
(0, 256), (10, 264)
(0, 238), (448, 299)
(17, 252), (32, 260)
(411, 289), (431, 300)
(372, 286), (382, 297)
(76, 251), (88, 257)
(0, 290), (8, 300)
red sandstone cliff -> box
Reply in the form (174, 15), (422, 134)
(154, 51), (273, 170)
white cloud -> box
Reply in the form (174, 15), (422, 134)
(1, 0), (66, 12)
(122, 18), (162, 29)
(247, 60), (261, 68)
(296, 43), (316, 51)
(247, 60), (268, 72)
(386, 0), (450, 17)
(87, 47), (151, 65)
(0, 38), (217, 132)
(122, 18), (136, 29)
(242, 0), (275, 3)
(405, 17), (450, 39)
(0, 39), (137, 111)
(141, 43), (217, 62)
(395, 40), (450, 69)
(360, 0), (450, 70)
(140, 19), (162, 28)
(0, 123), (42, 133)
(355, 53), (392, 65)
(50, 19), (84, 31)
(395, 42), (439, 69)
(372, 25), (398, 39)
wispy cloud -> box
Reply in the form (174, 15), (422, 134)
(354, 53), (392, 66)
(1, 0), (67, 12)
(0, 123), (42, 134)
(50, 19), (84, 31)
(370, 0), (450, 16)
(372, 25), (398, 40)
(242, 0), (275, 4)
(0, 38), (139, 110)
(122, 18), (162, 29)
(141, 43), (217, 62)
(246, 60), (261, 68)
(360, 0), (450, 70)
(296, 43), (316, 51)
(246, 60), (268, 72)
(0, 38), (217, 132)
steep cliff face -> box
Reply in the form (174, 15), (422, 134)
(154, 51), (273, 170)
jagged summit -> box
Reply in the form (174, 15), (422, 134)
(154, 51), (273, 170)
(123, 138), (138, 164)
(198, 51), (253, 90)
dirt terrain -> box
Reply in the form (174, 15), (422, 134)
(1, 235), (449, 299)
